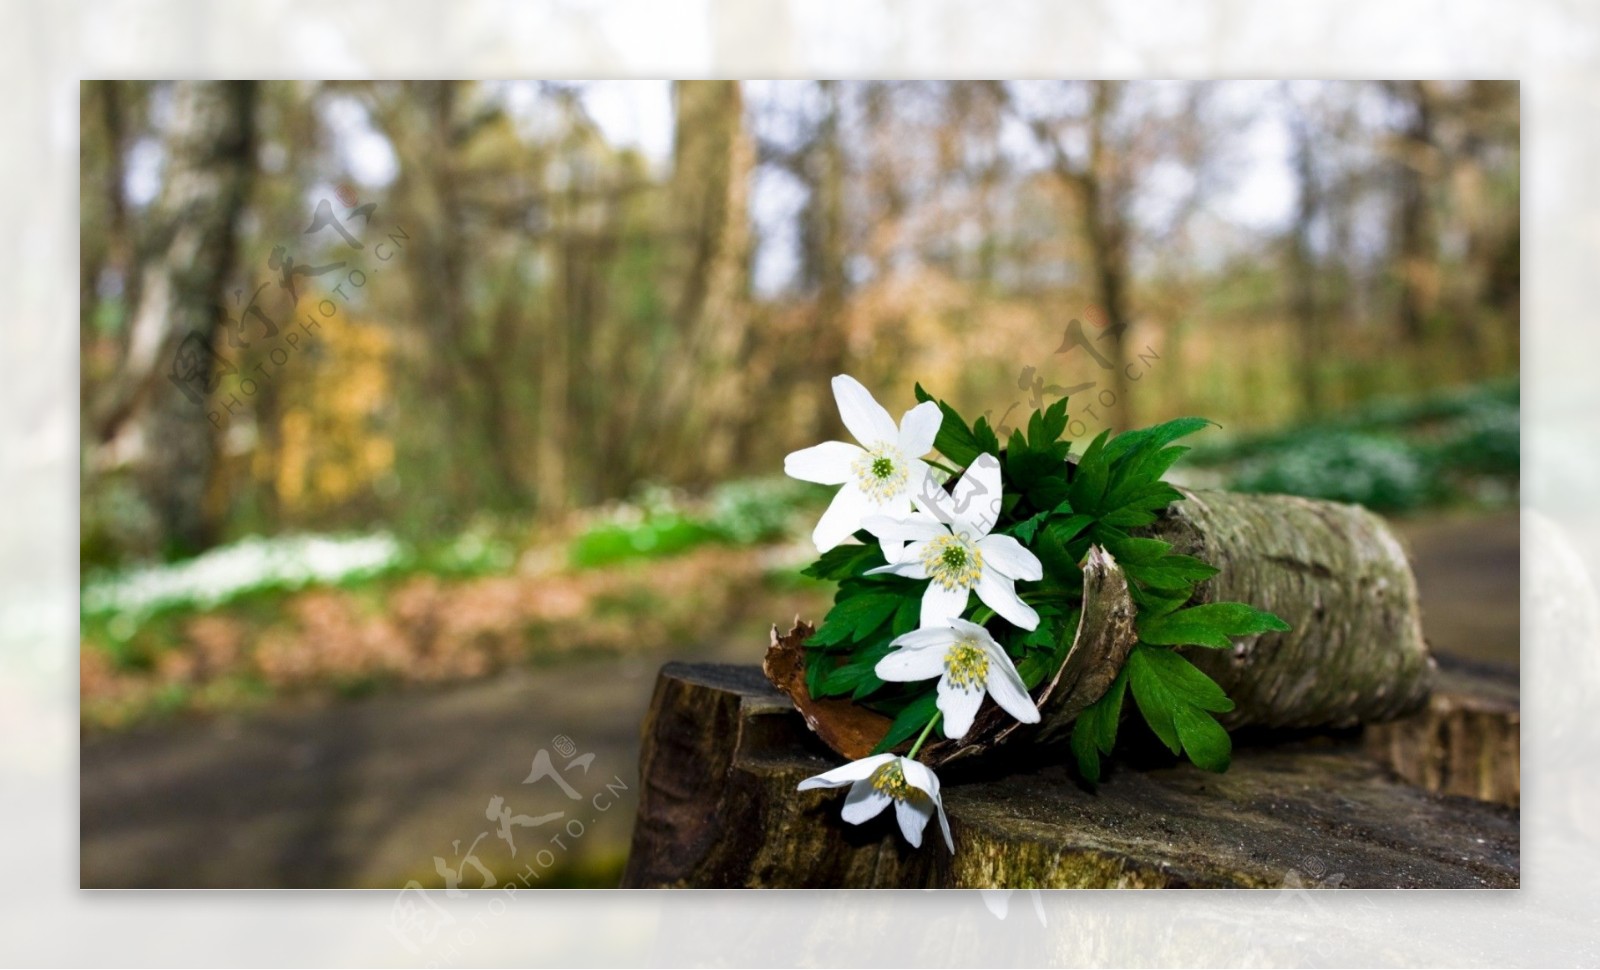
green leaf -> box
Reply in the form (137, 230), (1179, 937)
(890, 595), (921, 638)
(801, 543), (885, 581)
(1140, 602), (1292, 650)
(1126, 645), (1235, 769)
(1068, 429), (1113, 513)
(871, 691), (940, 754)
(1070, 669), (1127, 783)
(807, 590), (903, 647)
(1031, 397), (1072, 448)
(1129, 583), (1190, 618)
(1128, 645), (1234, 713)
(914, 383), (983, 466)
(820, 661), (874, 696)
(970, 415), (1002, 456)
(1102, 534), (1172, 565)
(1127, 649), (1182, 754)
(1121, 555), (1219, 591)
(1104, 417), (1216, 464)
(1173, 705), (1231, 772)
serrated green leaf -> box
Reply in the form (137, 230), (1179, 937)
(1102, 534), (1172, 565)
(1072, 666), (1129, 781)
(1122, 555), (1220, 590)
(1069, 429), (1113, 513)
(819, 661), (874, 696)
(1130, 645), (1234, 712)
(1173, 705), (1231, 772)
(1127, 649), (1182, 754)
(1104, 417), (1216, 463)
(1140, 602), (1292, 650)
(807, 590), (903, 647)
(971, 415), (1002, 456)
(801, 543), (885, 581)
(914, 383), (983, 466)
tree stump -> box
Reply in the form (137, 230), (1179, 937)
(622, 662), (1518, 889)
(1363, 656), (1520, 806)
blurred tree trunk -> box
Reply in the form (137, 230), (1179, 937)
(808, 80), (850, 437)
(383, 81), (528, 512)
(1388, 80), (1439, 347)
(641, 80), (754, 482)
(1079, 81), (1134, 431)
(100, 81), (257, 556)
(1014, 81), (1135, 431)
(1286, 97), (1325, 418)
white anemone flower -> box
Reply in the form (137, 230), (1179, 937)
(875, 617), (1041, 739)
(783, 375), (943, 557)
(863, 453), (1044, 630)
(796, 753), (953, 852)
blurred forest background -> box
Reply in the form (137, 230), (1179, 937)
(78, 81), (1520, 888)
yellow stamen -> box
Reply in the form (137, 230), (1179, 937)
(870, 761), (914, 800)
(944, 638), (989, 692)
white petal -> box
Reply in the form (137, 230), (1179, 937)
(894, 796), (934, 848)
(975, 570), (1040, 631)
(877, 533), (907, 565)
(812, 485), (870, 552)
(948, 453), (1003, 539)
(865, 556), (929, 580)
(888, 625), (962, 651)
(936, 676), (986, 739)
(784, 441), (864, 485)
(897, 401), (943, 457)
(796, 752), (896, 790)
(978, 533), (1044, 582)
(920, 582), (970, 628)
(832, 374), (898, 447)
(933, 796), (954, 852)
(862, 513), (947, 545)
(981, 642), (1041, 724)
(875, 642), (950, 682)
(945, 616), (997, 645)
(899, 760), (953, 853)
(900, 758), (941, 799)
(841, 780), (894, 825)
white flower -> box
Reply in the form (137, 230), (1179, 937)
(783, 375), (943, 557)
(875, 617), (1041, 739)
(796, 753), (953, 852)
(863, 453), (1044, 631)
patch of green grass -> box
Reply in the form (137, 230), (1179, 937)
(568, 477), (827, 570)
(1187, 377), (1518, 513)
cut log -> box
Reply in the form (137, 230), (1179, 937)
(1149, 488), (1434, 729)
(1363, 655), (1520, 806)
(622, 663), (1518, 889)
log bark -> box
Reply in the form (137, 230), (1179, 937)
(622, 663), (1518, 889)
(1148, 488), (1434, 729)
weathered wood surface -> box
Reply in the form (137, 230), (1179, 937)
(1364, 655), (1519, 806)
(622, 663), (1518, 889)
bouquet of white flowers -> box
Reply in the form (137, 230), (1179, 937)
(775, 375), (1294, 853)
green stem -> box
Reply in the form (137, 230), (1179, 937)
(926, 458), (960, 477)
(906, 711), (943, 760)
